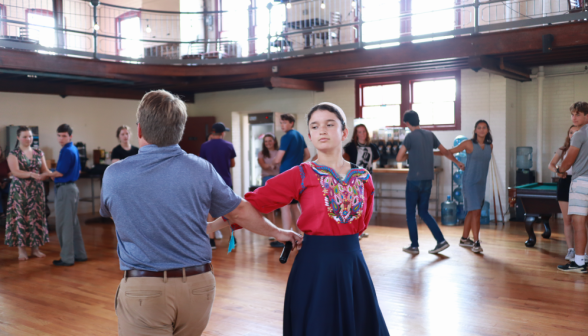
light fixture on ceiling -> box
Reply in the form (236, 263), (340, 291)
(93, 22), (100, 31)
(286, 1), (292, 9)
(351, 0), (356, 7)
(146, 25), (152, 33)
(321, 1), (325, 9)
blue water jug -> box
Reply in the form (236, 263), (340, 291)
(455, 152), (467, 166)
(453, 187), (463, 203)
(480, 201), (490, 224)
(516, 146), (533, 169)
(452, 170), (463, 186)
(453, 135), (468, 147)
(441, 196), (458, 225)
(456, 204), (466, 221)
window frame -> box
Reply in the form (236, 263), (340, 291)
(0, 4), (7, 36)
(115, 11), (142, 56)
(355, 71), (461, 131)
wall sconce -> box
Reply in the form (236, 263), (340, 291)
(321, 1), (325, 9)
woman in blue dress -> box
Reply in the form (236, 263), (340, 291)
(447, 120), (493, 253)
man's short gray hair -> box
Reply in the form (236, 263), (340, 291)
(137, 90), (188, 147)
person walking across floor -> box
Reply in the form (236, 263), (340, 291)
(44, 124), (88, 266)
(200, 122), (237, 249)
(271, 113), (310, 248)
(111, 125), (139, 163)
(4, 126), (50, 261)
(549, 125), (580, 261)
(257, 133), (280, 227)
(100, 90), (302, 335)
(556, 102), (588, 273)
(396, 110), (464, 255)
(446, 120), (493, 253)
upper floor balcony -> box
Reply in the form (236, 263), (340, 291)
(0, 0), (587, 66)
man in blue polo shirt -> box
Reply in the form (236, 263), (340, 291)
(45, 124), (87, 266)
(271, 113), (310, 248)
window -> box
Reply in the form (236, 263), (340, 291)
(356, 72), (461, 131)
(411, 0), (456, 42)
(362, 0), (401, 49)
(26, 9), (55, 48)
(220, 0), (250, 57)
(116, 11), (142, 58)
(0, 4), (7, 36)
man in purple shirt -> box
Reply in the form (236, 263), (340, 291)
(200, 122), (237, 247)
(200, 122), (236, 188)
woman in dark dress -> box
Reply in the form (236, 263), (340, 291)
(245, 103), (389, 336)
(111, 125), (139, 163)
(343, 124), (380, 173)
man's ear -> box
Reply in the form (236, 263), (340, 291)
(137, 124), (143, 139)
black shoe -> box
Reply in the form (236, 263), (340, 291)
(429, 241), (450, 254)
(402, 246), (420, 254)
(75, 258), (88, 262)
(557, 261), (584, 273)
(270, 241), (285, 248)
(210, 238), (217, 250)
(53, 259), (74, 266)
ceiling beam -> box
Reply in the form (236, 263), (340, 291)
(263, 77), (324, 91)
(468, 56), (531, 81)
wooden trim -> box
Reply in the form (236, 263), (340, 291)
(264, 77), (324, 91)
(115, 11), (141, 56)
(356, 71), (461, 131)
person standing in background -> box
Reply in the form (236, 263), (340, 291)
(258, 133), (280, 226)
(272, 114), (310, 248)
(4, 126), (50, 261)
(343, 124), (380, 173)
(396, 110), (464, 255)
(0, 146), (12, 218)
(44, 124), (88, 266)
(111, 125), (139, 163)
(200, 122), (237, 249)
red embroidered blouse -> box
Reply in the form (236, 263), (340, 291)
(245, 162), (375, 236)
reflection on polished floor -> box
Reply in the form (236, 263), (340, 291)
(0, 213), (587, 336)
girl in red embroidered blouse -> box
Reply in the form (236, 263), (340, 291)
(245, 103), (389, 336)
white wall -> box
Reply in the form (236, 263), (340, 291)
(0, 92), (194, 216)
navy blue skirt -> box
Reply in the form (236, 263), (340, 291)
(284, 234), (389, 336)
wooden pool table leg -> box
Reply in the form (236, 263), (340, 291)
(541, 215), (552, 239)
(525, 216), (537, 247)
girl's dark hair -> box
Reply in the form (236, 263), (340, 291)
(261, 133), (279, 158)
(352, 124), (370, 145)
(16, 126), (32, 137)
(307, 104), (346, 131)
(560, 125), (577, 157)
(471, 120), (492, 145)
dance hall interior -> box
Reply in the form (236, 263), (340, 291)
(1, 0), (588, 335)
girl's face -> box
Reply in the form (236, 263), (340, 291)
(475, 122), (488, 139)
(569, 126), (579, 140)
(264, 136), (275, 150)
(356, 126), (368, 143)
(308, 109), (348, 152)
(18, 131), (33, 147)
(119, 129), (130, 143)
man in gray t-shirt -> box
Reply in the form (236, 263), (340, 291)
(396, 110), (464, 255)
(557, 101), (588, 273)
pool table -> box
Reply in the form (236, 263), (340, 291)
(508, 183), (559, 247)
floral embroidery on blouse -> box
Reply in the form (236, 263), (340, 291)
(311, 162), (370, 224)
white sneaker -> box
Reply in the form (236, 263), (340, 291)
(214, 231), (223, 240)
(565, 248), (575, 261)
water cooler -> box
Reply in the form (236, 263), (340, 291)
(511, 146), (535, 221)
(445, 135), (467, 225)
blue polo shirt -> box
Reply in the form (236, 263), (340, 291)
(55, 142), (81, 183)
(100, 144), (242, 271)
(279, 129), (307, 173)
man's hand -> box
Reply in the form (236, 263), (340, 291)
(456, 162), (465, 171)
(558, 172), (568, 179)
(274, 229), (303, 250)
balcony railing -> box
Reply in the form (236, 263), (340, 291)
(0, 0), (586, 65)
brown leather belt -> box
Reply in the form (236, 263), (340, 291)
(126, 263), (212, 278)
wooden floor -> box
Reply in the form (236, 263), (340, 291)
(1, 213), (587, 336)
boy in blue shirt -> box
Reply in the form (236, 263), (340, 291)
(45, 124), (87, 266)
(271, 114), (310, 247)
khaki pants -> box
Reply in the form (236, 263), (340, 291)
(115, 271), (216, 336)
